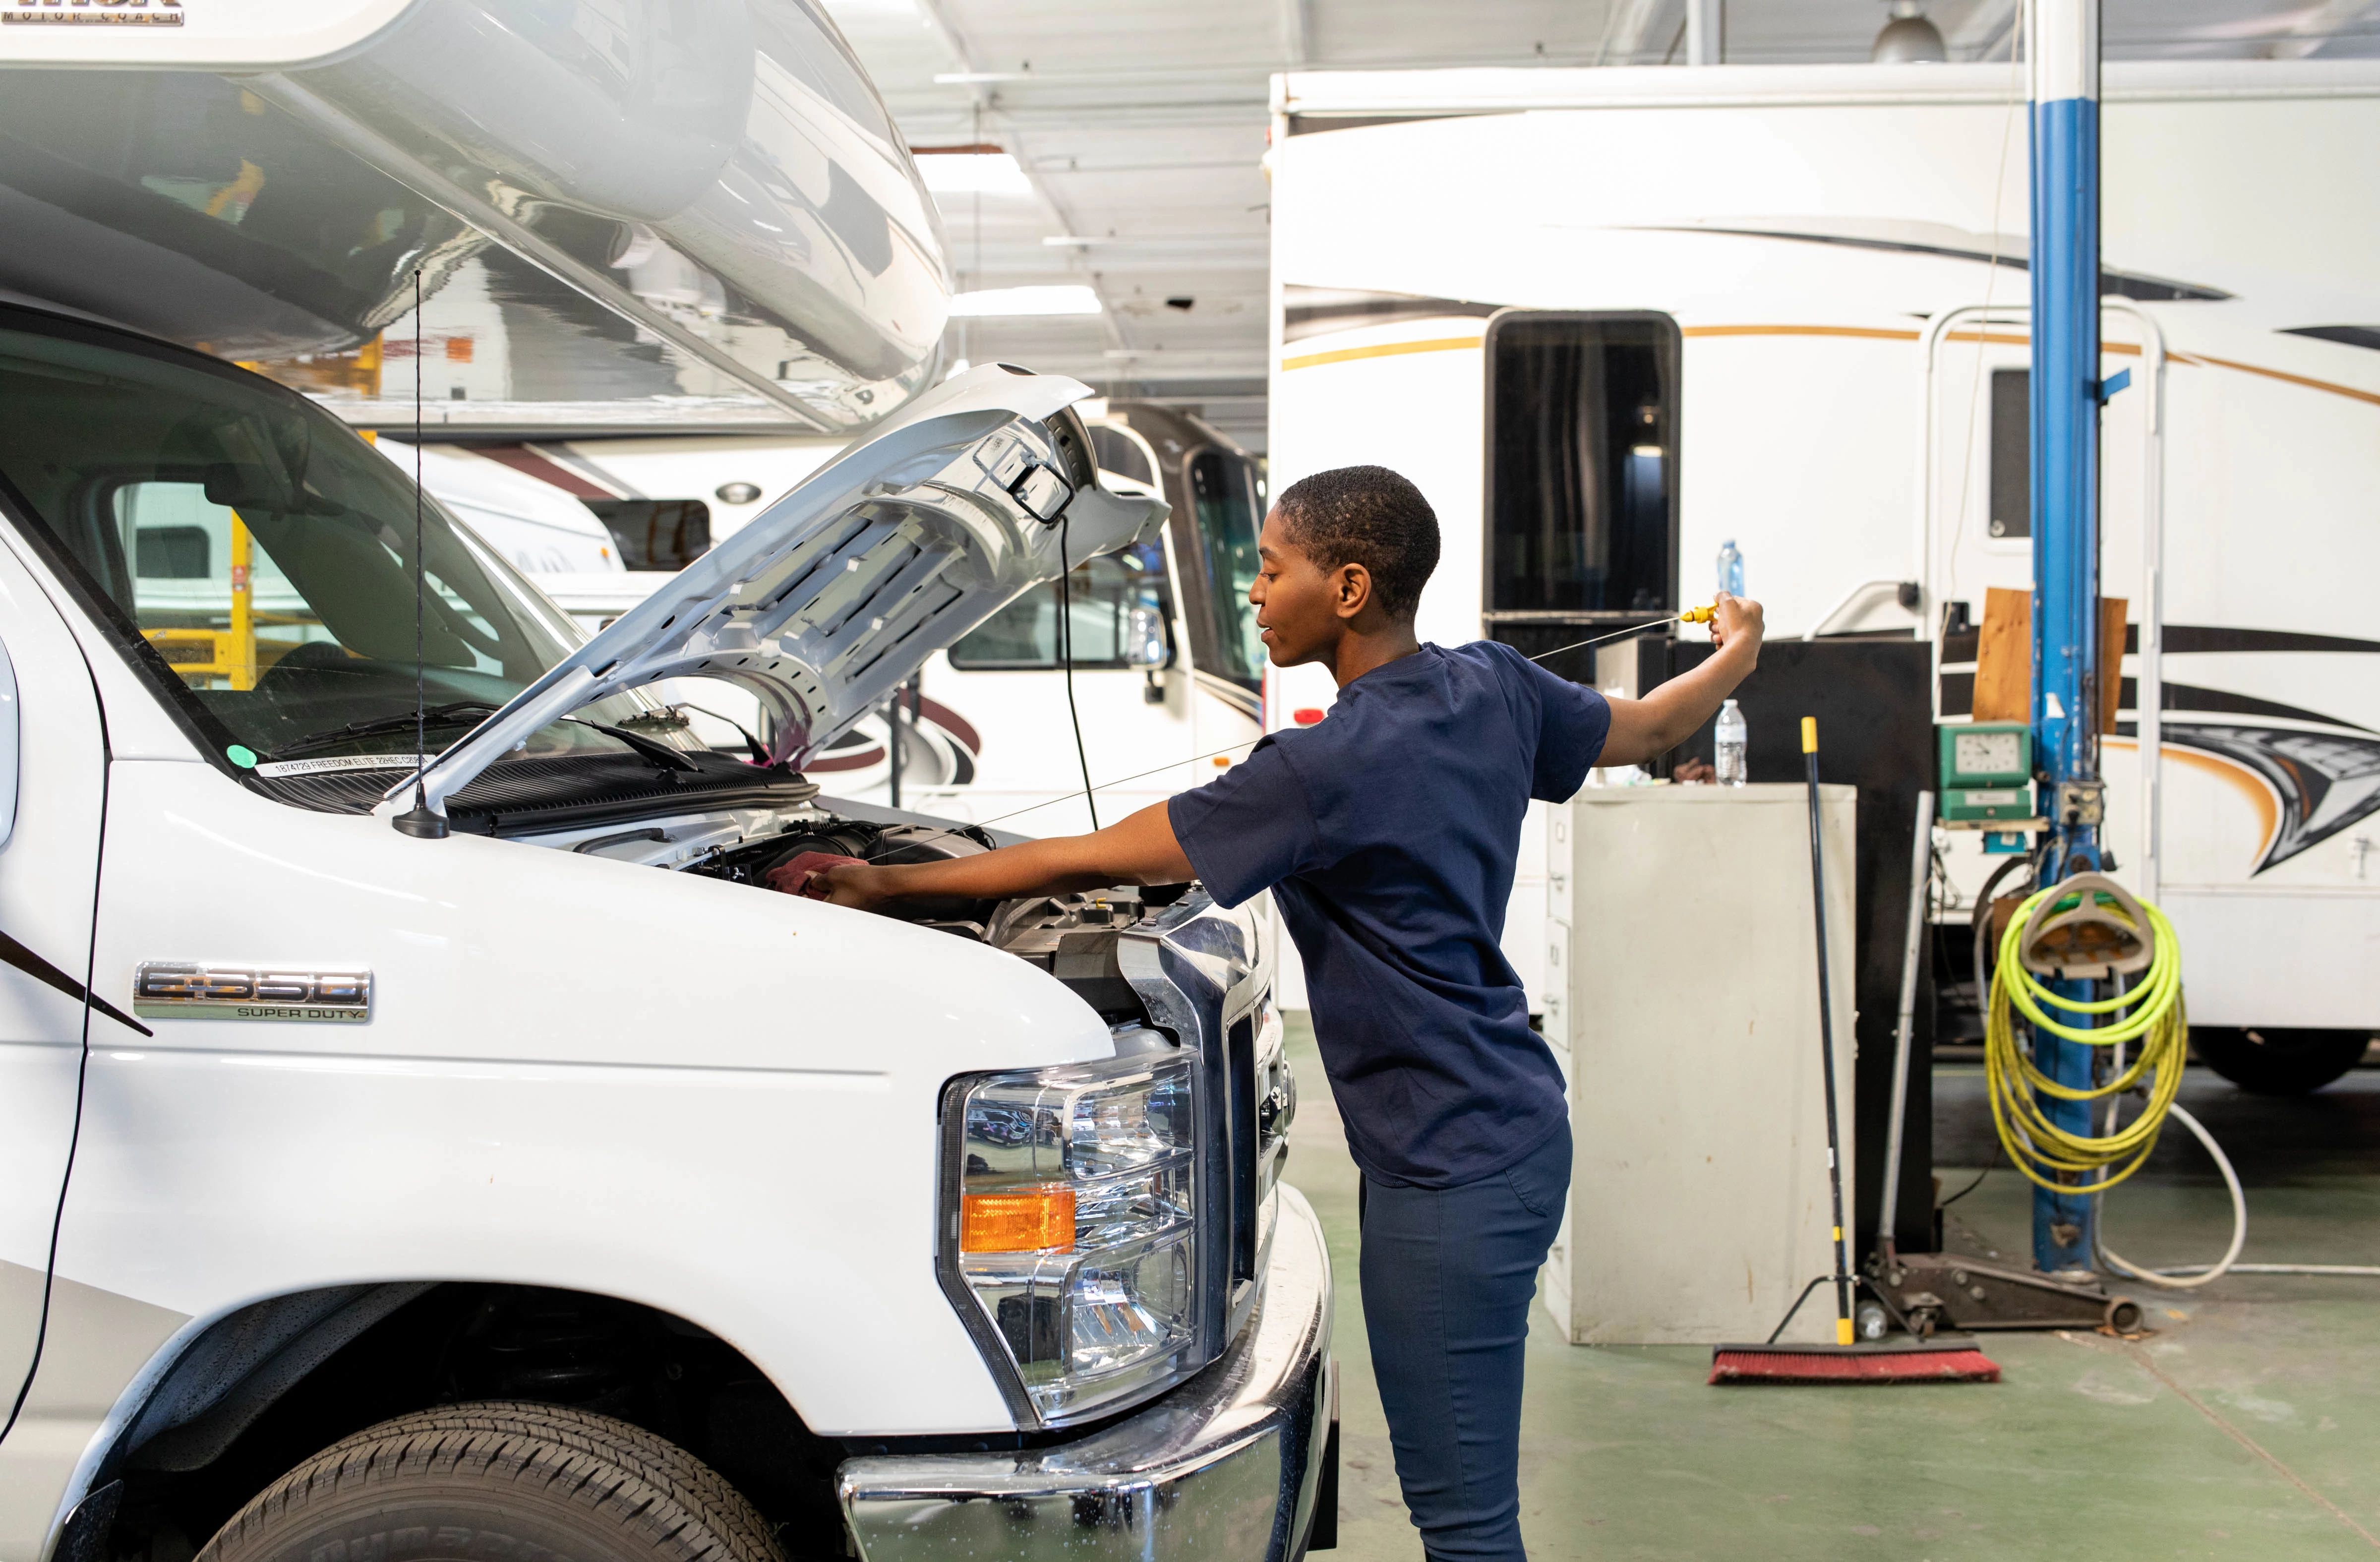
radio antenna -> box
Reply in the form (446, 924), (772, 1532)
(1057, 512), (1097, 831)
(395, 266), (448, 839)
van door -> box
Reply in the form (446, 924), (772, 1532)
(0, 536), (116, 1405)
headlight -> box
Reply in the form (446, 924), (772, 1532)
(941, 1052), (1199, 1425)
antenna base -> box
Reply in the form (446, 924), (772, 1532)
(393, 797), (449, 839)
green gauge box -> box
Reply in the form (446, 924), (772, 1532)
(1938, 722), (2034, 821)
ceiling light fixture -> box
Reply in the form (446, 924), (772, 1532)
(950, 286), (1103, 317)
(911, 148), (1034, 197)
(1872, 1), (1948, 62)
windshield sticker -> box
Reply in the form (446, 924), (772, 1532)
(254, 754), (421, 779)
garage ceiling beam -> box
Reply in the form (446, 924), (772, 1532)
(909, 0), (1137, 366)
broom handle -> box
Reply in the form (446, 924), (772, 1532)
(1803, 719), (1855, 1347)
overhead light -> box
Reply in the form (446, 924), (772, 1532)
(1631, 444), (1664, 458)
(912, 149), (1033, 197)
(950, 286), (1103, 317)
(1872, 1), (1947, 62)
(1043, 235), (1095, 247)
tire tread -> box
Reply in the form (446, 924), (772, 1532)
(195, 1400), (786, 1562)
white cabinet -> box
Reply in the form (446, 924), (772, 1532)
(1539, 784), (1857, 1346)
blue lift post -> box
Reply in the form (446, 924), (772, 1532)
(2027, 0), (2104, 1273)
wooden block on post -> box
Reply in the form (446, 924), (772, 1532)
(1971, 587), (2031, 723)
(2099, 596), (2128, 735)
(1969, 587), (2128, 731)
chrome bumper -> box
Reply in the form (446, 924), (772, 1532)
(838, 1185), (1336, 1562)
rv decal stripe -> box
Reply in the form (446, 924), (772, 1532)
(2171, 352), (2380, 410)
(2106, 737), (2281, 868)
(0, 930), (151, 1038)
(1279, 336), (1483, 371)
(1681, 324), (1922, 343)
(1676, 324), (2157, 356)
(1680, 326), (2380, 407)
(2157, 625), (2380, 657)
(1280, 322), (2379, 410)
(470, 446), (621, 500)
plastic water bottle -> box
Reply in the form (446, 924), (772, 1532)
(1716, 539), (1745, 599)
(1715, 699), (1748, 787)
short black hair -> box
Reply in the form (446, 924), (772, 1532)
(1273, 465), (1440, 620)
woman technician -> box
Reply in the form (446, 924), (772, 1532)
(804, 466), (1764, 1562)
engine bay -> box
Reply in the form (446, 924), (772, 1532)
(682, 812), (1178, 1024)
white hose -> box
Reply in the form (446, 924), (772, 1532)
(2159, 1264), (2380, 1277)
(2095, 1103), (2246, 1289)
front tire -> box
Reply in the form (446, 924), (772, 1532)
(196, 1401), (786, 1562)
(2192, 1026), (2373, 1095)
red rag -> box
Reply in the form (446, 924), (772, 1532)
(763, 851), (867, 900)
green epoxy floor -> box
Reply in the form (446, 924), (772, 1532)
(1281, 1017), (2380, 1560)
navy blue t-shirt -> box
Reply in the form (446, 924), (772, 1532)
(1168, 641), (1610, 1189)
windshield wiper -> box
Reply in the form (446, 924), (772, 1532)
(267, 701), (500, 762)
(569, 718), (699, 774)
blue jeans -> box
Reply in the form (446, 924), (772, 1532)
(1360, 1125), (1572, 1562)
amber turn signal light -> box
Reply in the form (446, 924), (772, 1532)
(960, 1186), (1076, 1253)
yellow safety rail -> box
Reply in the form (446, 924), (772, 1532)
(141, 511), (261, 689)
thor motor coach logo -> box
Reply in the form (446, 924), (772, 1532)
(134, 962), (372, 1022)
(5, 0), (182, 24)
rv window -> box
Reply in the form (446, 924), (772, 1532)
(583, 498), (713, 571)
(1088, 425), (1157, 487)
(1486, 313), (1678, 616)
(135, 524), (212, 580)
(1988, 368), (2030, 540)
(949, 543), (1173, 671)
(1188, 451), (1266, 686)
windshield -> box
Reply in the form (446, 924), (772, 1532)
(1188, 449), (1265, 687)
(0, 309), (653, 771)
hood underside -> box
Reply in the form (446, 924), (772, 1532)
(383, 364), (1166, 820)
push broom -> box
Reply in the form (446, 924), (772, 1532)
(1708, 718), (1999, 1385)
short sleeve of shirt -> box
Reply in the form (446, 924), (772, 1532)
(1483, 642), (1612, 801)
(1166, 736), (1326, 908)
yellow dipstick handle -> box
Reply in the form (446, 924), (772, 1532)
(1802, 717), (1818, 754)
(1678, 604), (1717, 624)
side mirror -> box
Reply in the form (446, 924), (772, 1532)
(1124, 602), (1169, 670)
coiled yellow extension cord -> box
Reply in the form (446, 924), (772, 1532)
(1984, 884), (2189, 1195)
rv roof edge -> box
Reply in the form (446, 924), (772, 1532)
(1277, 58), (2380, 120)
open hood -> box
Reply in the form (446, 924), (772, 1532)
(380, 364), (1165, 821)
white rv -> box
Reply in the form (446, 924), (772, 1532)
(0, 9), (1332, 1562)
(1264, 60), (2380, 1066)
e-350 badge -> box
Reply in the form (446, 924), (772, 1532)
(134, 963), (372, 1022)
